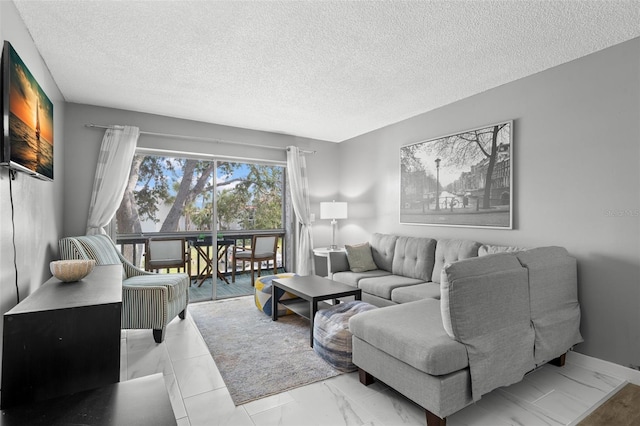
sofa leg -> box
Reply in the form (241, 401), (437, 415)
(426, 409), (446, 426)
(549, 352), (567, 367)
(358, 368), (375, 386)
(153, 328), (165, 343)
(179, 307), (187, 320)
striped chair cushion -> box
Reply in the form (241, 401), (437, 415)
(124, 273), (189, 302)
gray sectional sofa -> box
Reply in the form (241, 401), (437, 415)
(327, 233), (583, 426)
(329, 234), (481, 306)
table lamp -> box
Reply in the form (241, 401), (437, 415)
(320, 201), (348, 250)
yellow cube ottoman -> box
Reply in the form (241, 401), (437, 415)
(254, 273), (297, 317)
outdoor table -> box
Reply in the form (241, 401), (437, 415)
(190, 238), (234, 286)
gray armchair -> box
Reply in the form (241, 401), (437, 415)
(59, 234), (189, 343)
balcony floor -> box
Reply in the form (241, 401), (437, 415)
(189, 268), (286, 303)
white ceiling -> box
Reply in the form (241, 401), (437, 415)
(13, 1), (640, 143)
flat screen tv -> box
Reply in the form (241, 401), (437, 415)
(1, 41), (53, 181)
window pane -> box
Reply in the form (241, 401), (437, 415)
(116, 155), (215, 234)
(115, 155), (284, 235)
(216, 161), (284, 231)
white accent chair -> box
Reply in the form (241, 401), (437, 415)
(145, 236), (191, 277)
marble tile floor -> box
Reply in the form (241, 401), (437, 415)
(121, 304), (640, 426)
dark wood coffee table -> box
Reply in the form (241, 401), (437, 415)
(272, 275), (361, 347)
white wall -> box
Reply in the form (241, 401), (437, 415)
(337, 38), (640, 368)
(63, 103), (341, 247)
(0, 0), (66, 376)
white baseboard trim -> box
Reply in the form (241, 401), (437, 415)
(567, 350), (640, 385)
(566, 380), (629, 426)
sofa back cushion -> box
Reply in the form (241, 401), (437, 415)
(440, 253), (528, 340)
(431, 239), (481, 283)
(369, 233), (398, 272)
(391, 236), (436, 281)
(440, 253), (535, 399)
(516, 247), (583, 365)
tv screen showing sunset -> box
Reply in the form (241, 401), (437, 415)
(5, 41), (53, 180)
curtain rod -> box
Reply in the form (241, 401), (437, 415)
(84, 123), (316, 154)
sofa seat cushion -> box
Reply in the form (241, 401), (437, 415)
(391, 282), (441, 303)
(349, 299), (468, 376)
(332, 270), (390, 287)
(358, 275), (425, 300)
(124, 273), (189, 302)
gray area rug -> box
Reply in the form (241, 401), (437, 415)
(189, 296), (341, 405)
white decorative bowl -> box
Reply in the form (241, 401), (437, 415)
(50, 259), (96, 282)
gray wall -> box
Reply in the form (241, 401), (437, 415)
(337, 37), (640, 368)
(3, 0), (638, 374)
(63, 103), (341, 246)
(0, 1), (66, 379)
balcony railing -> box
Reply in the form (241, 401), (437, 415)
(115, 230), (286, 279)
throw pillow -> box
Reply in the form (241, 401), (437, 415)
(345, 242), (377, 272)
(478, 244), (526, 256)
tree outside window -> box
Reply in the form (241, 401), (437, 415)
(116, 155), (284, 235)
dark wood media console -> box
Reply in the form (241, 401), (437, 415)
(0, 374), (176, 426)
(1, 265), (122, 409)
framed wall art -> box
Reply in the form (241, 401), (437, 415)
(400, 120), (512, 229)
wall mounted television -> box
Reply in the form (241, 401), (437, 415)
(1, 41), (53, 181)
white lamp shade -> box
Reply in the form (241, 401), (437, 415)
(320, 201), (348, 220)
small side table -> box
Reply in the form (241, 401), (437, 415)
(313, 247), (346, 279)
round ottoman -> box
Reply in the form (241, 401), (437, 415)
(254, 273), (297, 316)
(313, 300), (377, 372)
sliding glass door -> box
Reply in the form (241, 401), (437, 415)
(114, 153), (286, 302)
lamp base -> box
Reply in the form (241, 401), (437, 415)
(328, 244), (338, 250)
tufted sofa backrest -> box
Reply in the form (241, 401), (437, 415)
(369, 233), (398, 272)
(392, 236), (437, 281)
(431, 239), (481, 283)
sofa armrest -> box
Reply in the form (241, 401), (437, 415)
(328, 251), (350, 273)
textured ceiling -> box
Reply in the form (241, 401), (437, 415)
(13, 1), (640, 142)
